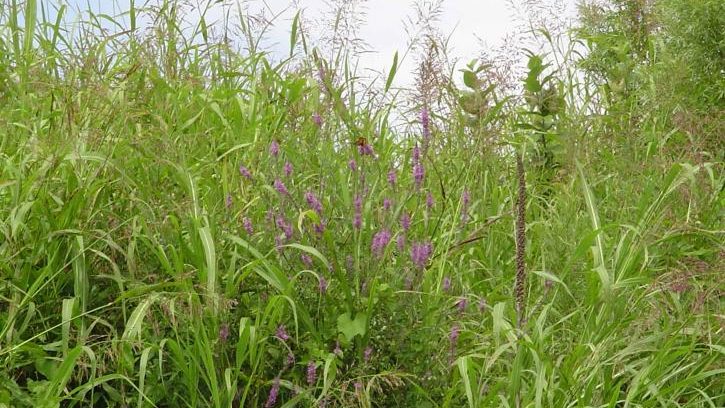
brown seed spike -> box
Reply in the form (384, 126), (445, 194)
(515, 152), (527, 328)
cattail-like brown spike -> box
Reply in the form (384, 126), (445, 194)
(514, 152), (527, 328)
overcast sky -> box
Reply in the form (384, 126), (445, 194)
(67, 0), (578, 88)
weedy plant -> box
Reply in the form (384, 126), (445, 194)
(0, 0), (723, 407)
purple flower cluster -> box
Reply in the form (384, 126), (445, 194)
(274, 179), (289, 196)
(348, 159), (357, 172)
(218, 324), (229, 342)
(358, 143), (374, 156)
(387, 169), (397, 186)
(421, 106), (431, 142)
(284, 161), (293, 177)
(443, 276), (451, 292)
(318, 276), (328, 294)
(400, 213), (411, 231)
(275, 216), (293, 240)
(225, 194), (233, 209)
(312, 112), (323, 127)
(396, 233), (406, 251)
(383, 198), (392, 211)
(461, 190), (470, 224)
(275, 325), (290, 342)
(243, 217), (253, 234)
(426, 192), (435, 209)
(410, 241), (433, 269)
(305, 191), (323, 215)
(239, 165), (252, 179)
(301, 253), (313, 268)
(269, 140), (280, 158)
(371, 229), (392, 257)
(306, 361), (317, 385)
(265, 377), (280, 407)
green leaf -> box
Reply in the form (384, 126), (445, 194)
(385, 51), (398, 92)
(336, 312), (367, 341)
(463, 70), (478, 89)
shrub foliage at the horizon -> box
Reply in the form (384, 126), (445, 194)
(0, 0), (722, 406)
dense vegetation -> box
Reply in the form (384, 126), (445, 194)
(0, 0), (722, 406)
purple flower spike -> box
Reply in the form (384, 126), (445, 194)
(449, 324), (460, 344)
(413, 163), (425, 187)
(371, 229), (392, 257)
(412, 145), (421, 163)
(426, 192), (435, 209)
(421, 106), (431, 141)
(265, 377), (280, 407)
(348, 159), (357, 172)
(301, 253), (313, 268)
(358, 143), (374, 156)
(334, 340), (342, 356)
(219, 324), (229, 342)
(305, 191), (323, 215)
(306, 361), (317, 385)
(275, 216), (293, 240)
(312, 112), (323, 127)
(410, 241), (433, 269)
(353, 195), (363, 230)
(364, 346), (373, 363)
(314, 221), (326, 235)
(243, 217), (254, 235)
(387, 169), (397, 186)
(269, 140), (280, 158)
(443, 276), (451, 291)
(383, 198), (392, 211)
(239, 165), (252, 179)
(225, 194), (233, 209)
(456, 297), (468, 313)
(275, 325), (290, 342)
(318, 277), (328, 294)
(284, 161), (293, 177)
(400, 213), (411, 231)
(274, 179), (289, 196)
(396, 233), (406, 251)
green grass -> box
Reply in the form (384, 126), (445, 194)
(0, 0), (723, 407)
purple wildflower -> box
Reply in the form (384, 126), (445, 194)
(275, 216), (293, 239)
(219, 324), (229, 342)
(274, 235), (284, 251)
(275, 325), (290, 342)
(371, 229), (392, 257)
(225, 194), (233, 209)
(348, 159), (357, 172)
(314, 221), (326, 235)
(364, 347), (373, 363)
(306, 361), (317, 385)
(239, 165), (252, 179)
(413, 163), (425, 187)
(396, 233), (406, 251)
(383, 198), (392, 211)
(461, 190), (471, 224)
(265, 377), (280, 407)
(387, 169), (397, 186)
(334, 340), (342, 356)
(312, 112), (323, 127)
(318, 277), (328, 294)
(455, 297), (468, 313)
(412, 145), (421, 163)
(410, 241), (433, 269)
(443, 276), (451, 292)
(305, 191), (323, 214)
(400, 213), (411, 231)
(421, 106), (431, 141)
(354, 382), (363, 393)
(358, 143), (374, 156)
(301, 253), (313, 268)
(284, 161), (293, 177)
(285, 352), (295, 369)
(269, 140), (280, 158)
(426, 192), (435, 209)
(449, 324), (460, 345)
(243, 217), (253, 235)
(274, 179), (289, 196)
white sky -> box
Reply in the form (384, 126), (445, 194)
(69, 0), (578, 88)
